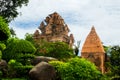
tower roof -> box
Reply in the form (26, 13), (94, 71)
(44, 12), (65, 25)
(81, 26), (105, 53)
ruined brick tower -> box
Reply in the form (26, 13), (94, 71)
(81, 26), (105, 73)
(33, 12), (74, 47)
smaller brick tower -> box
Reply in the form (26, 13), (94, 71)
(81, 26), (105, 73)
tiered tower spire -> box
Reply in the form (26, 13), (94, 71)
(33, 12), (74, 47)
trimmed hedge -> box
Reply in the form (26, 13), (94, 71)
(3, 38), (36, 62)
(8, 59), (33, 78)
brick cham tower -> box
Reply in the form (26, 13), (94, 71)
(33, 12), (74, 47)
(81, 26), (105, 73)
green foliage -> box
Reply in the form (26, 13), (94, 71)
(25, 33), (34, 44)
(0, 43), (6, 51)
(14, 65), (33, 78)
(3, 38), (36, 62)
(0, 16), (10, 41)
(49, 57), (104, 80)
(16, 39), (36, 53)
(8, 59), (33, 78)
(8, 59), (16, 65)
(8, 59), (23, 68)
(19, 54), (35, 59)
(0, 51), (2, 60)
(39, 41), (74, 60)
(108, 45), (120, 77)
(10, 28), (16, 37)
(0, 43), (6, 60)
(74, 41), (81, 56)
(104, 45), (120, 80)
(0, 0), (29, 22)
(0, 71), (2, 79)
(8, 59), (23, 77)
(18, 54), (35, 65)
(2, 78), (27, 80)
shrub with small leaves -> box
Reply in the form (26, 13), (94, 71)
(0, 43), (6, 51)
(8, 59), (33, 78)
(3, 38), (36, 62)
(8, 59), (23, 77)
(50, 57), (105, 80)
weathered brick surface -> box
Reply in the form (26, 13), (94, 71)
(33, 12), (74, 47)
(81, 26), (105, 73)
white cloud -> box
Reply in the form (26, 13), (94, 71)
(15, 0), (90, 22)
(9, 0), (120, 47)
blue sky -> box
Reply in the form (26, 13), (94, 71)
(9, 0), (120, 50)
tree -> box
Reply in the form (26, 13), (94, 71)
(39, 41), (74, 60)
(0, 0), (29, 22)
(3, 38), (36, 62)
(49, 57), (107, 80)
(25, 33), (34, 45)
(10, 28), (16, 37)
(103, 45), (111, 72)
(104, 45), (120, 79)
(109, 46), (120, 76)
(0, 16), (10, 41)
(74, 40), (81, 56)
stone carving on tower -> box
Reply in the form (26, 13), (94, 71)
(33, 12), (74, 47)
(81, 26), (105, 73)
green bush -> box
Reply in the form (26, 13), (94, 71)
(0, 16), (10, 41)
(15, 65), (33, 78)
(8, 59), (23, 77)
(39, 42), (74, 60)
(49, 57), (105, 80)
(8, 59), (33, 78)
(18, 54), (35, 65)
(3, 38), (36, 62)
(8, 59), (23, 67)
(0, 43), (6, 51)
